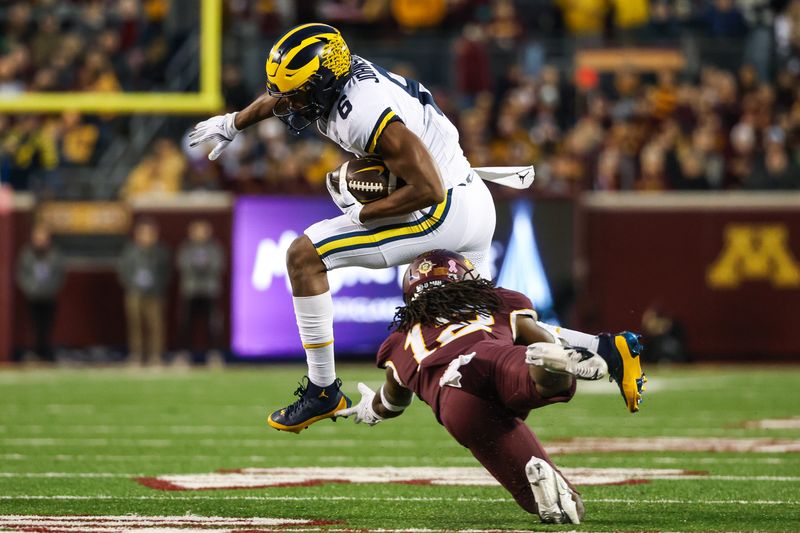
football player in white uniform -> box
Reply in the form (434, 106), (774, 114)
(189, 23), (646, 433)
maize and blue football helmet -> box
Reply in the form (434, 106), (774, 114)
(266, 23), (352, 134)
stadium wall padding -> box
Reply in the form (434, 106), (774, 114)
(4, 191), (799, 362)
(5, 196), (232, 359)
(578, 191), (800, 361)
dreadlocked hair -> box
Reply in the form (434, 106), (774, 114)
(390, 279), (503, 332)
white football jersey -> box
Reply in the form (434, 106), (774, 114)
(319, 56), (472, 190)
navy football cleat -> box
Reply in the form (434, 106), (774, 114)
(598, 332), (647, 413)
(267, 377), (351, 433)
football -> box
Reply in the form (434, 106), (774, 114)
(327, 156), (406, 204)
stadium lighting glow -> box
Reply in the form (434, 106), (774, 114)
(496, 200), (558, 324)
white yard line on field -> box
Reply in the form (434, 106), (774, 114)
(0, 473), (141, 478)
(2, 471), (800, 481)
(0, 425), (260, 435)
(0, 438), (444, 448)
(0, 453), (478, 464)
(0, 495), (796, 506)
(5, 436), (800, 452)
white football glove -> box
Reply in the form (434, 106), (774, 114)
(325, 161), (363, 224)
(334, 382), (383, 426)
(188, 112), (240, 161)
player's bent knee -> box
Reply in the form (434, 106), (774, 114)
(286, 236), (325, 278)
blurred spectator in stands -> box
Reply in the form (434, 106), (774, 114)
(595, 144), (622, 190)
(176, 220), (226, 366)
(121, 138), (186, 200)
(648, 69), (678, 121)
(610, 68), (642, 122)
(641, 304), (689, 363)
(392, 0), (447, 29)
(726, 121), (758, 187)
(59, 112), (101, 168)
(539, 64), (573, 131)
(608, 0), (649, 41)
(0, 116), (10, 184)
(745, 134), (798, 189)
(3, 3), (34, 46)
(118, 218), (171, 366)
(304, 143), (349, 190)
(5, 116), (60, 197)
(705, 0), (748, 38)
(15, 224), (66, 364)
(454, 24), (493, 107)
(31, 12), (62, 70)
(636, 142), (667, 190)
(487, 0), (523, 50)
(556, 0), (606, 37)
(222, 64), (251, 112)
(775, 0), (800, 68)
(674, 148), (711, 190)
(0, 54), (24, 95)
(647, 0), (679, 42)
(96, 29), (126, 83)
(738, 64), (759, 96)
(4, 0), (800, 195)
(685, 124), (723, 189)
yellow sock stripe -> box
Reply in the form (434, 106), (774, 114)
(367, 110), (397, 153)
(302, 339), (334, 349)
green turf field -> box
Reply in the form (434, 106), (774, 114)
(1, 364), (798, 532)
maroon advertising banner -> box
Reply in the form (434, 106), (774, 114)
(579, 192), (800, 361)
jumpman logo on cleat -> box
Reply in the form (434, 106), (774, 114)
(319, 390), (329, 400)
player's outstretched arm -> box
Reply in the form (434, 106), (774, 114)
(372, 368), (413, 419)
(189, 94), (278, 161)
(514, 315), (559, 346)
(335, 369), (413, 425)
(233, 93), (279, 130)
(358, 122), (445, 223)
(513, 315), (578, 396)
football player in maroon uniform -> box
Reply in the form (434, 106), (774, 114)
(336, 249), (644, 525)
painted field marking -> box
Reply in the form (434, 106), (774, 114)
(0, 514), (553, 533)
(0, 453), (480, 465)
(0, 438), (431, 448)
(578, 455), (790, 465)
(546, 437), (800, 454)
(744, 417), (800, 429)
(0, 514), (332, 533)
(1, 469), (798, 484)
(0, 473), (139, 478)
(2, 436), (798, 452)
(0, 424), (260, 435)
(3, 453), (796, 466)
(0, 495), (796, 506)
(135, 467), (800, 491)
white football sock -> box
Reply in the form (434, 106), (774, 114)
(536, 322), (600, 353)
(293, 292), (336, 387)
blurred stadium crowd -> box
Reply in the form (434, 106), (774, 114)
(1, 0), (800, 199)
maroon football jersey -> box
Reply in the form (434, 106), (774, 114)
(376, 287), (536, 409)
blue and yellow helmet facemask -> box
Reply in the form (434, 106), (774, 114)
(266, 23), (351, 134)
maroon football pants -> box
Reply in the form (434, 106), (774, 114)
(436, 342), (577, 515)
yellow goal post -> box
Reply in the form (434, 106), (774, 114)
(0, 0), (223, 114)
